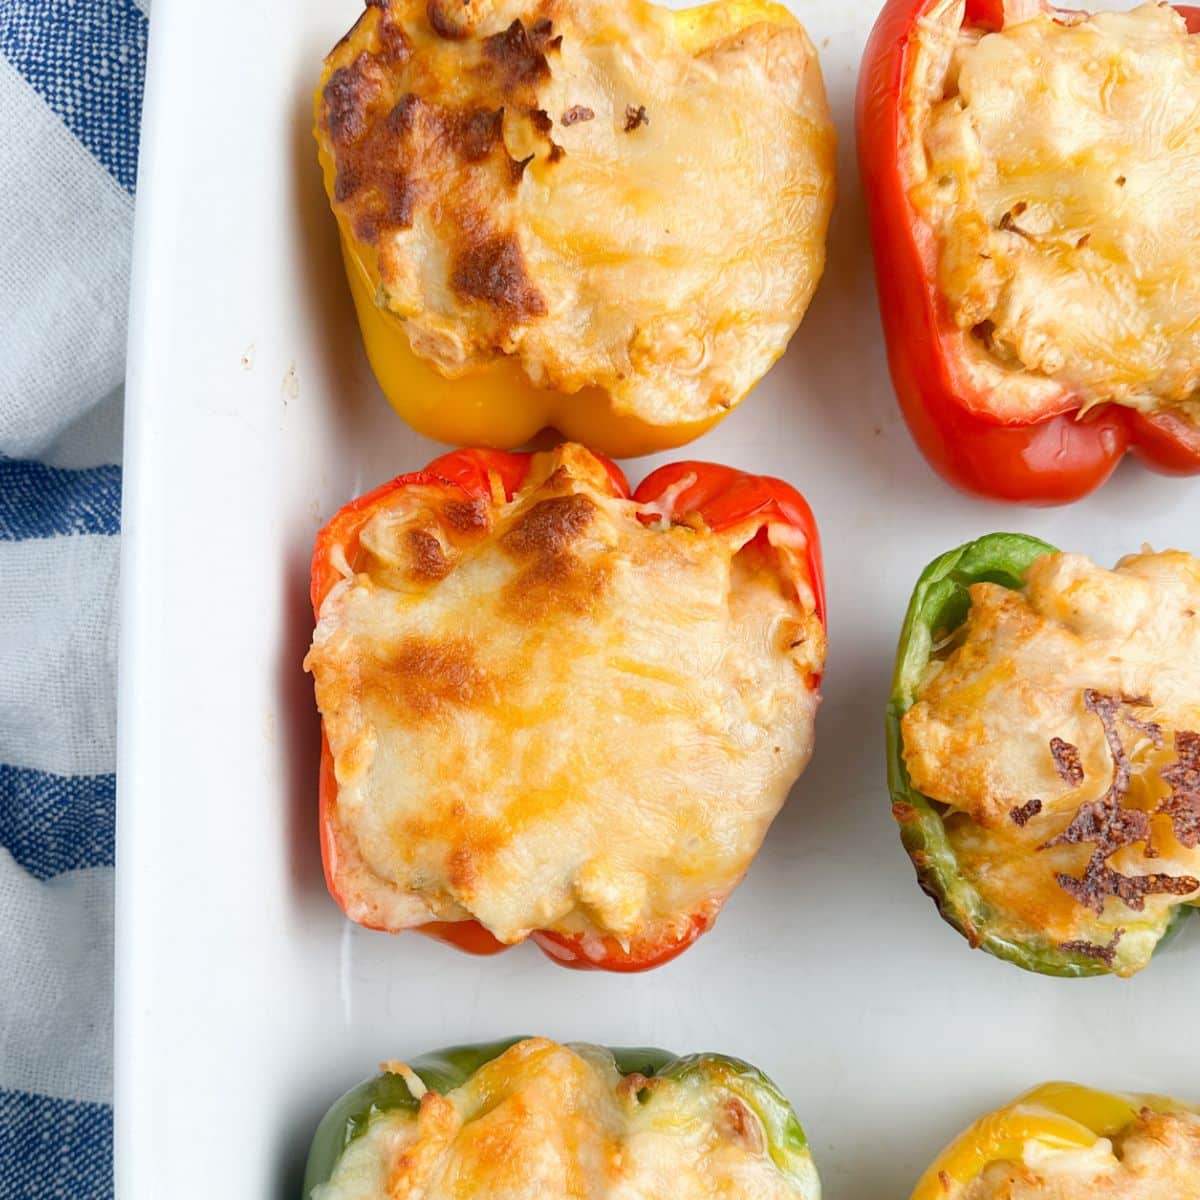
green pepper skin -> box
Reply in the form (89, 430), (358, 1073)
(887, 533), (1190, 978)
(302, 1038), (525, 1197)
(303, 1039), (818, 1197)
(651, 1052), (814, 1183)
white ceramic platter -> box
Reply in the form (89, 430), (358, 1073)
(114, 2), (1200, 1197)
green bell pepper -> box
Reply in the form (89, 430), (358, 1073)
(303, 1038), (820, 1198)
(887, 533), (1193, 978)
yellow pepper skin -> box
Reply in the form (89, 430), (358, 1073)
(912, 1082), (1199, 1200)
(314, 0), (832, 458)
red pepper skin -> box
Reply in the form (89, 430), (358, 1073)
(310, 447), (824, 971)
(528, 909), (718, 974)
(635, 460), (826, 628)
(858, 0), (1200, 504)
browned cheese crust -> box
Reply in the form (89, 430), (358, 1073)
(902, 549), (1200, 957)
(305, 444), (825, 946)
(315, 0), (836, 426)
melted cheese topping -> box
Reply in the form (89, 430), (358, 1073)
(317, 0), (835, 427)
(958, 1110), (1200, 1200)
(305, 444), (824, 945)
(910, 2), (1200, 422)
(902, 549), (1200, 947)
(313, 1040), (818, 1200)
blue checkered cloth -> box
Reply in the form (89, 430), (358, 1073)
(0, 1), (149, 1194)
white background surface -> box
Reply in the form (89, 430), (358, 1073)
(115, 2), (1200, 1197)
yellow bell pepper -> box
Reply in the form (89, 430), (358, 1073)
(313, 0), (828, 458)
(313, 202), (719, 457)
(912, 1082), (1199, 1199)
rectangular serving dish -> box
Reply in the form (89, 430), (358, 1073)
(115, 2), (1200, 1197)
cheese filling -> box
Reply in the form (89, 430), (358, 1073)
(313, 1040), (819, 1200)
(902, 549), (1200, 955)
(910, 2), (1200, 423)
(317, 0), (835, 427)
(305, 444), (824, 946)
(958, 1110), (1200, 1200)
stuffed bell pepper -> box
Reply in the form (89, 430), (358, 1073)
(314, 0), (836, 457)
(859, 0), (1200, 503)
(888, 534), (1200, 976)
(912, 1082), (1200, 1199)
(303, 1037), (821, 1200)
(305, 443), (826, 970)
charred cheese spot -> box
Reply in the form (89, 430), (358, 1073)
(903, 548), (1200, 949)
(425, 0), (483, 40)
(406, 528), (453, 581)
(442, 496), (492, 535)
(312, 1041), (817, 1200)
(364, 636), (497, 722)
(451, 107), (507, 163)
(316, 0), (835, 426)
(502, 548), (609, 621)
(481, 17), (555, 91)
(354, 490), (488, 593)
(957, 1108), (1200, 1200)
(324, 13), (413, 152)
(500, 492), (607, 617)
(324, 56), (383, 146)
(450, 229), (547, 319)
(305, 443), (823, 942)
(909, 3), (1200, 423)
(502, 492), (596, 558)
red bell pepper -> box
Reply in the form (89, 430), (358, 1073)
(858, 0), (1200, 504)
(310, 446), (825, 972)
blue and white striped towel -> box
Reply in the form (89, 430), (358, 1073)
(0, 1), (148, 1193)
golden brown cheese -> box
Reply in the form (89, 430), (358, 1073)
(316, 0), (835, 427)
(305, 444), (824, 946)
(909, 2), (1200, 423)
(958, 1109), (1200, 1200)
(902, 549), (1200, 949)
(313, 1040), (818, 1200)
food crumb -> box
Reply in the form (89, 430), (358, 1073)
(282, 362), (300, 401)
